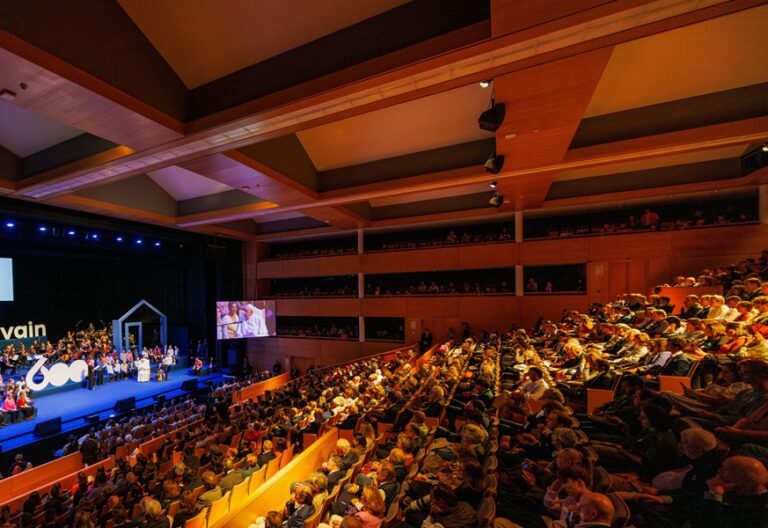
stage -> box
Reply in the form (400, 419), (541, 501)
(0, 365), (224, 452)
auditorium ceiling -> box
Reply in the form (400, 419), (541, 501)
(0, 0), (766, 241)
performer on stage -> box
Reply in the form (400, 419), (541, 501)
(193, 357), (203, 376)
(162, 352), (173, 380)
(137, 353), (151, 382)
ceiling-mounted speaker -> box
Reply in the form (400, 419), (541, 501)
(484, 154), (504, 175)
(478, 103), (505, 132)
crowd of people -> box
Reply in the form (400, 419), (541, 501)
(526, 198), (756, 240)
(277, 319), (359, 340)
(270, 281), (358, 299)
(5, 249), (768, 527)
(365, 222), (514, 252)
(365, 270), (514, 297)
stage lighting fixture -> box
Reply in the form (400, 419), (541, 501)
(116, 236), (123, 242)
(489, 181), (497, 189)
(762, 143), (768, 152)
(136, 239), (143, 245)
(5, 221), (14, 228)
(479, 80), (492, 89)
(489, 191), (504, 208)
(478, 102), (505, 132)
(154, 241), (161, 247)
(484, 154), (505, 174)
(38, 226), (47, 232)
(67, 230), (75, 236)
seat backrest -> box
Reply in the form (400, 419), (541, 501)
(382, 494), (402, 528)
(280, 444), (295, 469)
(265, 456), (282, 480)
(302, 506), (323, 528)
(477, 496), (496, 528)
(207, 492), (230, 527)
(167, 500), (181, 519)
(483, 474), (497, 497)
(229, 478), (249, 510)
(184, 507), (207, 528)
(482, 455), (498, 473)
(607, 493), (630, 528)
(249, 466), (267, 495)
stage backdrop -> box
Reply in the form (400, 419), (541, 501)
(0, 214), (243, 349)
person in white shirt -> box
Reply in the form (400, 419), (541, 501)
(707, 295), (730, 320)
(241, 304), (268, 337)
(222, 302), (242, 339)
(520, 366), (549, 401)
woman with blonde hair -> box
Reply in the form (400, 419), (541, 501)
(353, 485), (386, 528)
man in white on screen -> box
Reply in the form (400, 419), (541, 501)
(242, 304), (268, 337)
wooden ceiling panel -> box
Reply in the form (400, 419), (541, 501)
(494, 48), (613, 209)
(179, 152), (315, 207)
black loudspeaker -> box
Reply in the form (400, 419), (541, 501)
(181, 379), (198, 391)
(34, 417), (62, 437)
(478, 103), (506, 132)
(114, 397), (136, 413)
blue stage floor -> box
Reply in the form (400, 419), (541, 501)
(0, 368), (224, 451)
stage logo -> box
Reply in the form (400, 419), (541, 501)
(0, 321), (47, 340)
(26, 357), (88, 391)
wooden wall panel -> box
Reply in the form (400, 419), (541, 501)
(275, 298), (360, 316)
(457, 243), (518, 268)
(589, 231), (671, 261)
(627, 260), (648, 295)
(406, 296), (461, 318)
(361, 297), (408, 316)
(519, 238), (590, 265)
(257, 254), (359, 278)
(360, 247), (460, 274)
(587, 261), (611, 302)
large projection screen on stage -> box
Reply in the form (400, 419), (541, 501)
(216, 300), (276, 339)
(0, 258), (13, 301)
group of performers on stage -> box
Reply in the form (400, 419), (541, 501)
(85, 346), (179, 388)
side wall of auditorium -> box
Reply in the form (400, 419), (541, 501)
(244, 223), (768, 371)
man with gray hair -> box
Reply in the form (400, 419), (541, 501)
(242, 303), (268, 337)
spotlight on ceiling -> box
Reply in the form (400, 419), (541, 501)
(762, 143), (768, 152)
(479, 79), (492, 89)
(478, 102), (505, 132)
(5, 221), (15, 228)
(489, 181), (497, 189)
(489, 191), (504, 209)
(116, 236), (123, 242)
(484, 154), (505, 175)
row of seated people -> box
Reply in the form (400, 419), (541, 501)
(528, 203), (755, 240)
(272, 286), (357, 298)
(488, 312), (768, 527)
(365, 279), (514, 297)
(277, 323), (359, 340)
(367, 225), (513, 252)
(243, 336), (499, 528)
(0, 348), (425, 528)
(0, 381), (35, 427)
(657, 250), (768, 292)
